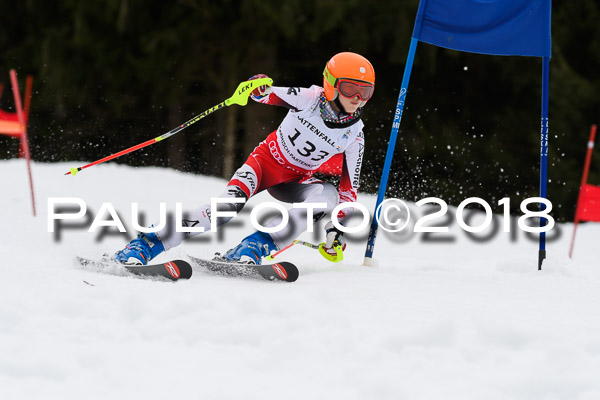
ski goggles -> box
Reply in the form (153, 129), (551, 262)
(336, 79), (374, 101)
(324, 68), (375, 101)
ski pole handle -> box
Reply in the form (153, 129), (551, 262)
(65, 77), (272, 176)
(266, 240), (343, 263)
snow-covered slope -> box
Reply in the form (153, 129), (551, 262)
(1, 159), (599, 400)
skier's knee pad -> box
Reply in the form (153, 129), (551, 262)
(228, 163), (259, 198)
(218, 185), (248, 213)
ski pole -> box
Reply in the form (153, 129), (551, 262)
(266, 240), (343, 263)
(65, 77), (272, 176)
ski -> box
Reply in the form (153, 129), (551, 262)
(188, 255), (299, 282)
(75, 256), (193, 282)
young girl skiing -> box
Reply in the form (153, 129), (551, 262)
(113, 52), (375, 265)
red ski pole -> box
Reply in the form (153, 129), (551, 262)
(65, 77), (272, 176)
(266, 240), (343, 263)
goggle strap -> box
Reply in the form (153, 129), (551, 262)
(323, 66), (337, 87)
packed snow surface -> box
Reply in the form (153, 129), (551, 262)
(1, 159), (599, 400)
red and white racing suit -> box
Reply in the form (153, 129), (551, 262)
(159, 85), (365, 251)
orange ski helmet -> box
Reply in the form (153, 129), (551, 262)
(323, 52), (375, 104)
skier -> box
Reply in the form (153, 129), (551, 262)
(112, 52), (375, 265)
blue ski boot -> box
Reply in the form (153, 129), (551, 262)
(112, 231), (165, 265)
(220, 231), (278, 265)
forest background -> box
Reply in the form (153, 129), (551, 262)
(1, 0), (598, 220)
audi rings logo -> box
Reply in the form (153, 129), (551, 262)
(269, 141), (287, 165)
